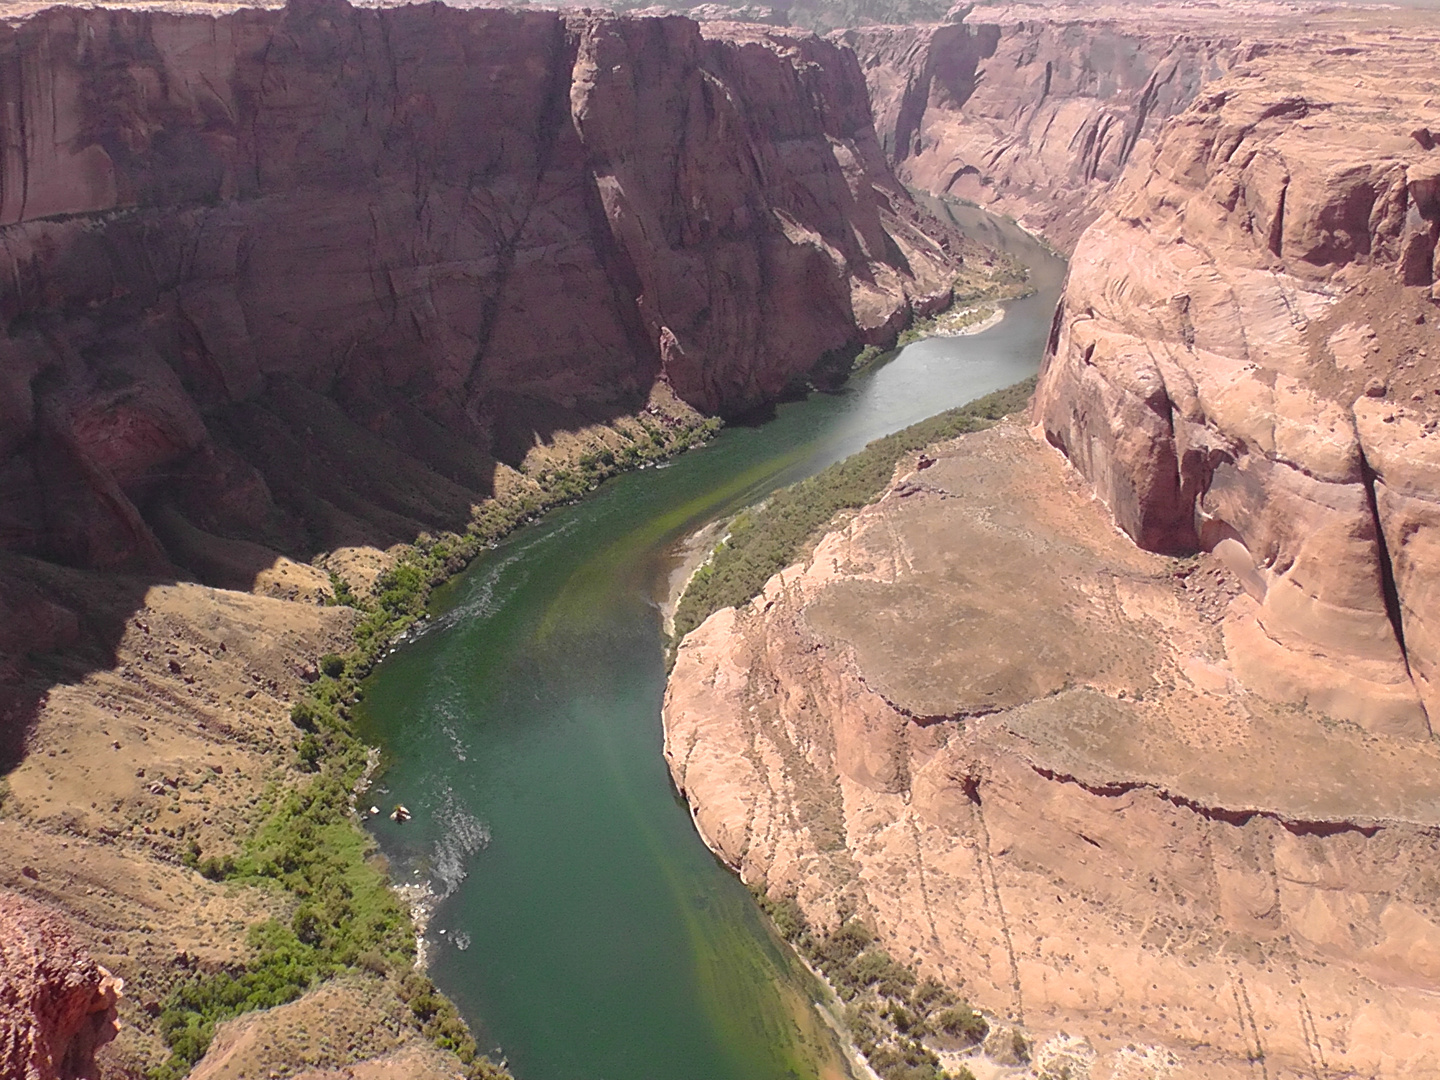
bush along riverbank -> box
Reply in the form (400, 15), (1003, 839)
(670, 378), (1037, 654)
(154, 402), (722, 1080)
(849, 256), (1034, 377)
(754, 890), (1015, 1080)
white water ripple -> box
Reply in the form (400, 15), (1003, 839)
(433, 687), (470, 762)
(423, 517), (582, 638)
(431, 786), (491, 898)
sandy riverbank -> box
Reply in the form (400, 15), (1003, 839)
(935, 305), (1005, 337)
(659, 518), (728, 637)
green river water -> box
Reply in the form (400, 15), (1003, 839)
(357, 206), (1065, 1080)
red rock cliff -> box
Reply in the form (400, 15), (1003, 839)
(664, 7), (1440, 1076)
(837, 3), (1258, 248)
(838, 0), (1440, 735)
(1035, 31), (1440, 737)
(0, 889), (123, 1080)
(0, 0), (963, 579)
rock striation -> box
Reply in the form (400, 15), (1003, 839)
(837, 4), (1252, 247)
(665, 421), (1440, 1079)
(1035, 29), (1440, 737)
(666, 5), (1440, 1076)
(838, 1), (1440, 251)
(0, 4), (984, 1072)
(0, 889), (123, 1080)
(0, 0), (965, 582)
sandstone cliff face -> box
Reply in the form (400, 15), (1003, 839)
(837, 3), (1258, 249)
(0, 889), (123, 1080)
(666, 9), (1440, 1075)
(1035, 37), (1440, 737)
(831, 0), (1440, 738)
(665, 423), (1440, 1079)
(0, 0), (963, 582)
(0, 6), (978, 1072)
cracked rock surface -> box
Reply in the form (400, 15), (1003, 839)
(1035, 28), (1440, 737)
(0, 889), (123, 1080)
(664, 420), (1440, 1078)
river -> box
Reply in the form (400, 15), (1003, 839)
(356, 204), (1065, 1080)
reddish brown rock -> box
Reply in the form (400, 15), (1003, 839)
(838, 4), (1260, 248)
(1035, 36), (1440, 736)
(832, 6), (1440, 734)
(665, 423), (1440, 1079)
(0, 0), (967, 579)
(660, 6), (1440, 1077)
(0, 889), (122, 1080)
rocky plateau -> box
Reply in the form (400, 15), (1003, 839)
(667, 2), (1440, 1077)
(2, 0), (1439, 1076)
(0, 1), (980, 1074)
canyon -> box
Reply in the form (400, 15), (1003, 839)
(0, 3), (981, 1075)
(667, 2), (1440, 1078)
(1, 0), (1438, 1077)
(0, 0), (969, 588)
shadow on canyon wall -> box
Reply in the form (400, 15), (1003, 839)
(0, 0), (972, 771)
(0, 371), (653, 770)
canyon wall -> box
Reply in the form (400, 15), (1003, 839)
(666, 419), (1440, 1079)
(0, 0), (964, 586)
(1035, 29), (1440, 736)
(837, 2), (1440, 252)
(0, 4), (980, 1074)
(0, 889), (123, 1080)
(666, 5), (1440, 1077)
(837, 4), (1254, 248)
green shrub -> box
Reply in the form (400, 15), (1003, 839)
(151, 403), (727, 1079)
(910, 978), (955, 1015)
(671, 378), (1036, 648)
(934, 1004), (989, 1044)
(152, 921), (321, 1079)
(326, 571), (359, 608)
(295, 733), (323, 772)
(289, 700), (322, 732)
(751, 890), (988, 1080)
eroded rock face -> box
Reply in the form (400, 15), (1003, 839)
(1035, 40), (1440, 736)
(0, 0), (963, 580)
(0, 889), (123, 1080)
(838, 4), (1257, 248)
(666, 13), (1440, 1074)
(664, 424), (1440, 1078)
(831, 4), (1440, 733)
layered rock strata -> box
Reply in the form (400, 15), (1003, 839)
(837, 4), (1245, 247)
(665, 421), (1440, 1078)
(0, 3), (985, 1073)
(0, 889), (124, 1080)
(839, 1), (1440, 251)
(1035, 34), (1440, 737)
(0, 0), (966, 585)
(667, 10), (1440, 1075)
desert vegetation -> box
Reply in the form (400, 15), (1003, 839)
(755, 890), (990, 1080)
(154, 411), (721, 1078)
(671, 378), (1036, 650)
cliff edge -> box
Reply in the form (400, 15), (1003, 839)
(1037, 29), (1440, 737)
(666, 418), (1440, 1079)
(0, 4), (983, 1074)
(0, 0), (968, 585)
(666, 6), (1440, 1076)
(0, 889), (123, 1080)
